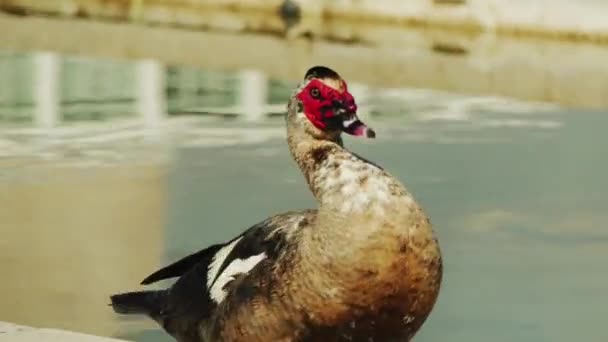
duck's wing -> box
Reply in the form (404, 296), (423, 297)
(140, 209), (315, 286)
(113, 210), (315, 341)
(141, 244), (225, 285)
(201, 209), (315, 303)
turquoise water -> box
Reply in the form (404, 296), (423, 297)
(0, 48), (606, 342)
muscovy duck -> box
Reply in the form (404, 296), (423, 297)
(110, 66), (442, 342)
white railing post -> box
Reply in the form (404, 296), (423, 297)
(136, 59), (167, 128)
(238, 69), (267, 121)
(33, 52), (60, 128)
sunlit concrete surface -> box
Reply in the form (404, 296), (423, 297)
(0, 321), (128, 342)
(0, 165), (167, 339)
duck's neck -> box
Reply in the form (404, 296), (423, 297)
(288, 129), (404, 215)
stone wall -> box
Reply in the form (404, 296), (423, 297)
(1, 0), (608, 42)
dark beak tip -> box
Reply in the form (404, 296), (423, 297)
(366, 128), (376, 138)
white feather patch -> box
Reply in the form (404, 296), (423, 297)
(209, 252), (267, 303)
(206, 237), (242, 290)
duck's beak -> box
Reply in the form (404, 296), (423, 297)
(334, 101), (375, 138)
(342, 116), (376, 138)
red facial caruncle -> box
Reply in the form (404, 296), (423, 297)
(296, 79), (375, 138)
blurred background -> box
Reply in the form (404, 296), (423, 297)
(0, 1), (607, 341)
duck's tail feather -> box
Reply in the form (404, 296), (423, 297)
(110, 290), (168, 320)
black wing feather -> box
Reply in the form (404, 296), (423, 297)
(141, 210), (313, 287)
(207, 216), (293, 288)
(141, 244), (224, 285)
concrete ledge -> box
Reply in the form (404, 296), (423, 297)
(0, 322), (128, 342)
(1, 0), (608, 43)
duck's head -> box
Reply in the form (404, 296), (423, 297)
(287, 66), (375, 140)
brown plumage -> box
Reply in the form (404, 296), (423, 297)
(110, 66), (442, 342)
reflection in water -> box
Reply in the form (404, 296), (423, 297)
(0, 49), (294, 126)
(0, 49), (607, 342)
(0, 48), (557, 128)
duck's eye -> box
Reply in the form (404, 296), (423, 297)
(310, 88), (320, 99)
